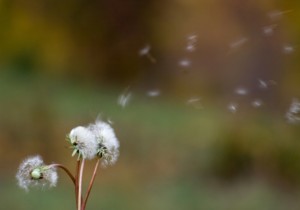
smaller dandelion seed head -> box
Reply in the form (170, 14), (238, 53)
(88, 120), (120, 167)
(68, 126), (98, 160)
(16, 155), (58, 191)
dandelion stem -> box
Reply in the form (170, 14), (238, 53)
(78, 159), (85, 210)
(49, 164), (75, 185)
(75, 160), (80, 209)
(82, 158), (100, 210)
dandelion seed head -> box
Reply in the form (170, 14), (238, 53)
(16, 155), (58, 191)
(88, 120), (120, 167)
(68, 126), (98, 160)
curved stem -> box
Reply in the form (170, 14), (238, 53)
(78, 159), (85, 210)
(82, 159), (100, 210)
(49, 164), (76, 185)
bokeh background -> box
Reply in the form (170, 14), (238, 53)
(1, 0), (300, 209)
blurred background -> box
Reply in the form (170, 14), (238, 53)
(1, 0), (300, 209)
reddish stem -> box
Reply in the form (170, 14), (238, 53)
(82, 159), (100, 210)
(75, 160), (80, 209)
(78, 159), (85, 210)
(49, 164), (76, 185)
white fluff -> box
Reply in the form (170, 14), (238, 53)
(16, 155), (58, 191)
(69, 126), (98, 160)
(88, 120), (120, 166)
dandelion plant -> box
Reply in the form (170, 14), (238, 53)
(16, 120), (120, 210)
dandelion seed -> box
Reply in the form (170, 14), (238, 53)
(16, 155), (58, 191)
(252, 99), (263, 108)
(107, 118), (114, 125)
(118, 92), (132, 108)
(186, 45), (196, 52)
(228, 102), (238, 113)
(139, 45), (150, 56)
(147, 90), (160, 97)
(139, 44), (156, 63)
(286, 98), (300, 124)
(186, 97), (202, 109)
(187, 34), (197, 42)
(258, 79), (268, 89)
(235, 87), (248, 96)
(186, 34), (197, 52)
(258, 79), (277, 89)
(263, 25), (276, 36)
(178, 58), (191, 68)
(229, 37), (249, 49)
(283, 44), (294, 54)
(267, 10), (292, 21)
(88, 120), (120, 167)
(67, 126), (98, 160)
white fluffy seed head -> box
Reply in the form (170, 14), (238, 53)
(88, 120), (120, 167)
(16, 155), (58, 192)
(68, 126), (98, 160)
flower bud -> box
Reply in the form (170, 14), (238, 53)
(31, 168), (42, 180)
